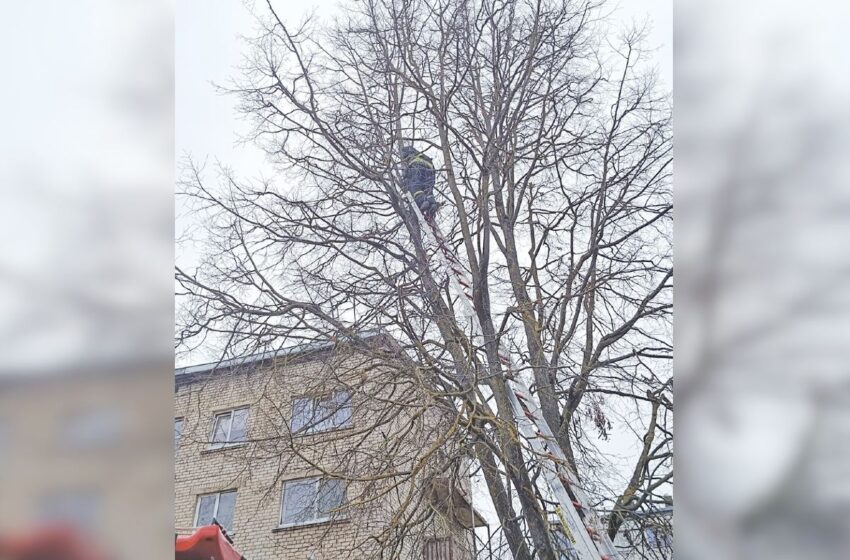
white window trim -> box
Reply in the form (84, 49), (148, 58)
(193, 490), (236, 529)
(278, 477), (346, 528)
(291, 391), (353, 435)
(208, 407), (249, 449)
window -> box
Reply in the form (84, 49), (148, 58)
(0, 418), (7, 458)
(194, 490), (237, 531)
(39, 490), (100, 532)
(424, 538), (454, 560)
(645, 525), (672, 548)
(552, 528), (575, 559)
(174, 418), (184, 450)
(63, 408), (124, 450)
(280, 477), (346, 527)
(291, 391), (352, 434)
(209, 408), (249, 449)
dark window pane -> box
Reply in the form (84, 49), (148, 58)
(211, 413), (231, 446)
(39, 491), (100, 532)
(331, 392), (353, 429)
(282, 479), (317, 525)
(291, 398), (312, 433)
(174, 418), (184, 450)
(313, 396), (335, 432)
(216, 491), (237, 531)
(64, 408), (123, 449)
(317, 479), (345, 518)
(310, 392), (352, 433)
(196, 494), (216, 526)
(229, 409), (249, 442)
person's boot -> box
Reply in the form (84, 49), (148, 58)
(423, 198), (435, 217)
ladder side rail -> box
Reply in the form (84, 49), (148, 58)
(405, 195), (616, 560)
(426, 219), (613, 560)
(507, 376), (621, 560)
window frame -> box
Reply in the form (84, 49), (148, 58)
(208, 407), (250, 450)
(38, 489), (101, 531)
(644, 525), (672, 548)
(193, 489), (237, 531)
(290, 391), (353, 435)
(278, 477), (347, 528)
(62, 408), (124, 450)
(174, 417), (184, 450)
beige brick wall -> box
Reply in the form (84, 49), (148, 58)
(0, 367), (174, 560)
(175, 348), (478, 560)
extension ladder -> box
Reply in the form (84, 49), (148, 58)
(405, 193), (619, 560)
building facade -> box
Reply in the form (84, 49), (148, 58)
(612, 507), (673, 560)
(0, 365), (174, 560)
(175, 336), (484, 560)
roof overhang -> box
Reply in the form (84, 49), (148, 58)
(175, 330), (390, 382)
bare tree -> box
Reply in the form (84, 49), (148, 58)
(177, 0), (672, 557)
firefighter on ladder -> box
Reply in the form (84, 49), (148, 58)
(400, 145), (438, 218)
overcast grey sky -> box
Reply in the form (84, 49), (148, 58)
(174, 0), (673, 528)
(176, 0), (671, 192)
(0, 0), (173, 373)
(175, 0), (671, 365)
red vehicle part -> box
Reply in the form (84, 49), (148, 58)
(0, 525), (106, 560)
(175, 525), (245, 560)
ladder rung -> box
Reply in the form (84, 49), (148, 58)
(412, 196), (619, 560)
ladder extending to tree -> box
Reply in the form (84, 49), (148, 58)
(405, 191), (620, 560)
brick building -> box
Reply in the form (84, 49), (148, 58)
(612, 507), (673, 560)
(175, 334), (485, 559)
(0, 365), (174, 560)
